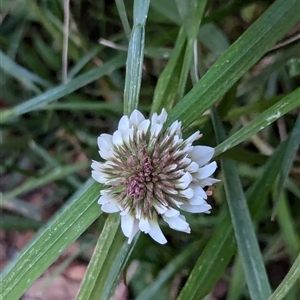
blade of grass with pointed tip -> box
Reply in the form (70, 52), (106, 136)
(164, 0), (300, 129)
(0, 179), (101, 300)
(0, 54), (126, 123)
(212, 108), (272, 299)
(123, 0), (150, 115)
(214, 88), (300, 156)
(177, 137), (289, 300)
(268, 254), (300, 300)
(1, 161), (88, 204)
(115, 0), (131, 39)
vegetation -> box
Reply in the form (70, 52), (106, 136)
(1, 0), (299, 299)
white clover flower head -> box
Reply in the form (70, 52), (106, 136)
(92, 109), (219, 244)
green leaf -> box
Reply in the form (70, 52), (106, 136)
(177, 138), (289, 300)
(123, 0), (150, 115)
(268, 254), (300, 300)
(214, 88), (300, 156)
(0, 50), (51, 91)
(276, 115), (300, 197)
(0, 54), (126, 123)
(75, 214), (120, 300)
(151, 27), (186, 114)
(212, 108), (272, 299)
(115, 0), (131, 39)
(165, 0), (300, 129)
(177, 0), (207, 100)
(1, 179), (101, 300)
(136, 241), (202, 300)
(1, 161), (88, 204)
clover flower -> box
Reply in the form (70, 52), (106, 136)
(92, 109), (219, 244)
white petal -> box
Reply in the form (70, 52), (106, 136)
(92, 170), (107, 183)
(186, 162), (199, 173)
(98, 193), (115, 204)
(128, 220), (139, 243)
(196, 162), (217, 179)
(180, 188), (194, 199)
(138, 119), (150, 135)
(163, 207), (180, 217)
(150, 123), (163, 138)
(151, 112), (158, 125)
(157, 108), (168, 124)
(186, 131), (200, 144)
(178, 172), (193, 189)
(112, 130), (124, 146)
(169, 120), (181, 135)
(199, 177), (221, 187)
(121, 214), (135, 238)
(191, 185), (207, 199)
(189, 146), (215, 167)
(154, 203), (168, 214)
(91, 160), (102, 170)
(97, 134), (113, 151)
(118, 115), (130, 131)
(181, 157), (191, 165)
(101, 201), (120, 213)
(139, 217), (151, 233)
(148, 220), (167, 244)
(162, 215), (190, 233)
(99, 149), (111, 160)
(180, 203), (211, 213)
(129, 110), (145, 127)
(122, 128), (134, 144)
(189, 196), (206, 205)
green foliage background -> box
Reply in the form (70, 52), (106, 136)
(1, 0), (300, 299)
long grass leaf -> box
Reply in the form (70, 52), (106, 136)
(214, 89), (300, 156)
(212, 108), (272, 299)
(165, 0), (300, 129)
(0, 180), (101, 300)
(0, 54), (126, 123)
(123, 0), (150, 115)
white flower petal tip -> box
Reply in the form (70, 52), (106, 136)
(148, 220), (167, 244)
(92, 108), (219, 244)
(196, 161), (218, 180)
(129, 109), (145, 127)
(190, 146), (215, 167)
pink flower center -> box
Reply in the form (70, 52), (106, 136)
(126, 154), (154, 201)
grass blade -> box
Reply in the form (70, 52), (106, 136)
(177, 138), (289, 300)
(268, 254), (300, 300)
(136, 241), (202, 300)
(151, 27), (186, 113)
(75, 214), (120, 300)
(214, 88), (300, 156)
(123, 0), (150, 115)
(0, 180), (101, 300)
(165, 0), (300, 129)
(0, 54), (126, 123)
(212, 108), (272, 299)
(1, 162), (88, 204)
